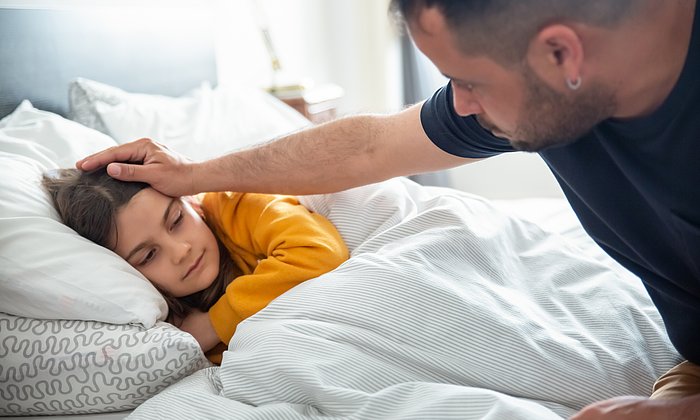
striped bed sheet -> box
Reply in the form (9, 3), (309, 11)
(126, 177), (681, 420)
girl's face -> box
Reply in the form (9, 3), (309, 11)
(112, 188), (220, 297)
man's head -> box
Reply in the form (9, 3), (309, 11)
(390, 0), (640, 150)
(390, 0), (637, 65)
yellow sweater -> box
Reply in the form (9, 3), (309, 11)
(200, 192), (348, 360)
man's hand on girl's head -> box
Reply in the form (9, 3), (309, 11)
(76, 137), (197, 197)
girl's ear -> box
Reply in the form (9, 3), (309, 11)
(184, 196), (205, 218)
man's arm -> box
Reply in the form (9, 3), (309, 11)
(571, 395), (700, 420)
(77, 103), (474, 196)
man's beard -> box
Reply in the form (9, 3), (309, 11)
(479, 64), (617, 153)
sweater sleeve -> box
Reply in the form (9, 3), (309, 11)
(202, 192), (349, 344)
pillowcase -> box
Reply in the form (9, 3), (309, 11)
(0, 101), (168, 327)
(69, 78), (312, 160)
(0, 100), (116, 168)
(0, 312), (210, 416)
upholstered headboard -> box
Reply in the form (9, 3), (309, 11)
(0, 5), (217, 119)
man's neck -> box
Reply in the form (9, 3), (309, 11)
(610, 0), (696, 119)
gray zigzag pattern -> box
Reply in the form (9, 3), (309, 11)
(0, 313), (210, 416)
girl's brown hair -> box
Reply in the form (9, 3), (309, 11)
(42, 168), (240, 323)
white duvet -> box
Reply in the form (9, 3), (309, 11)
(128, 178), (681, 420)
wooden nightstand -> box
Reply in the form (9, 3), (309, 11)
(271, 84), (344, 124)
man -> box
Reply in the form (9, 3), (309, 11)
(78, 0), (699, 418)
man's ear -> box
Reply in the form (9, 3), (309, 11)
(526, 24), (584, 90)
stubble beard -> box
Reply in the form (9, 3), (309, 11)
(506, 64), (617, 153)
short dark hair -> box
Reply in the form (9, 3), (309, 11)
(389, 0), (638, 65)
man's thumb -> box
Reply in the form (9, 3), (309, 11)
(106, 163), (122, 177)
(106, 162), (140, 181)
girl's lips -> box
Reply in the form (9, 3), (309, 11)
(184, 252), (203, 279)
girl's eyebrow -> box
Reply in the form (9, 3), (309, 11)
(125, 198), (178, 261)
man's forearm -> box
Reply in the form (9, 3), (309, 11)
(194, 114), (391, 195)
(191, 102), (472, 195)
(572, 394), (700, 420)
(676, 394), (700, 419)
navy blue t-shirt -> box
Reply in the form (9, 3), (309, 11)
(421, 8), (700, 362)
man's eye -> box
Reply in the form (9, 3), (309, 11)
(453, 80), (474, 91)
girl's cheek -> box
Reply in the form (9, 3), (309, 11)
(139, 266), (159, 288)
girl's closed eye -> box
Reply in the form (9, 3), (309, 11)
(171, 209), (184, 231)
(139, 248), (157, 266)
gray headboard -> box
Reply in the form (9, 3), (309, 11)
(0, 6), (218, 119)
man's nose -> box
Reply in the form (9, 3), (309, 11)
(452, 85), (484, 117)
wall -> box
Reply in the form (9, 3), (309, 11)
(216, 0), (402, 115)
(447, 154), (564, 199)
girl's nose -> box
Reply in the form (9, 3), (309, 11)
(171, 240), (192, 264)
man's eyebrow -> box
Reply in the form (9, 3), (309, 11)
(125, 198), (177, 261)
(443, 73), (472, 85)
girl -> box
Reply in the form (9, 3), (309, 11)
(42, 167), (349, 363)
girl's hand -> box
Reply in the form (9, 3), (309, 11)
(179, 309), (221, 352)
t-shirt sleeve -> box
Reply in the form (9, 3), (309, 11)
(204, 193), (349, 344)
(420, 83), (515, 158)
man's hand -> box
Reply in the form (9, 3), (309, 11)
(178, 309), (221, 353)
(571, 395), (700, 420)
(76, 138), (197, 197)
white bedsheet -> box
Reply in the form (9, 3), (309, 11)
(127, 178), (681, 420)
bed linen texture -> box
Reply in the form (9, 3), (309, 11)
(127, 178), (682, 420)
(0, 315), (210, 416)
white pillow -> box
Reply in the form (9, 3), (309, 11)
(0, 100), (116, 168)
(0, 102), (168, 327)
(0, 312), (210, 416)
(69, 78), (312, 160)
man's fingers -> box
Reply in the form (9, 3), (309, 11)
(76, 138), (153, 171)
(106, 162), (148, 183)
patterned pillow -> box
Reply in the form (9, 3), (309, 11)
(68, 77), (127, 136)
(0, 312), (211, 416)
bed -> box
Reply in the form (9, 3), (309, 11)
(0, 4), (683, 420)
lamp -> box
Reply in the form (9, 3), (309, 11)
(250, 0), (309, 97)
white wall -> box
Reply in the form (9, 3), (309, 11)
(216, 0), (402, 115)
(447, 154), (564, 199)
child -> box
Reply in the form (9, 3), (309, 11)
(42, 167), (349, 363)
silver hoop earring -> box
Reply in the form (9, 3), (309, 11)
(566, 76), (582, 90)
